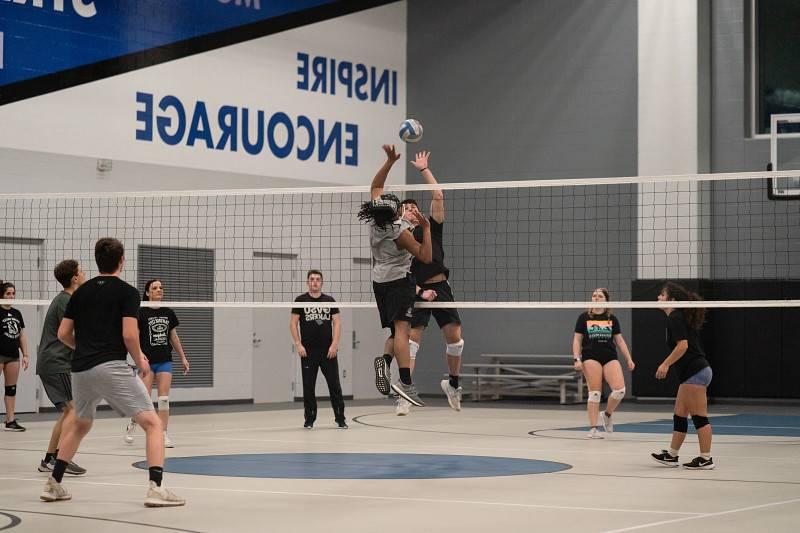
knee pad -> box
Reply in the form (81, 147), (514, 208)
(673, 414), (688, 433)
(158, 396), (170, 412)
(587, 390), (601, 403)
(691, 415), (709, 430)
(446, 338), (464, 357)
(4, 385), (16, 397)
(609, 387), (626, 401)
(409, 340), (420, 360)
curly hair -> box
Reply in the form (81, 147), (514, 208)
(661, 281), (705, 330)
(357, 194), (401, 230)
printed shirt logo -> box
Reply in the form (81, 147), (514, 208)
(304, 307), (331, 325)
(147, 317), (170, 346)
(586, 320), (613, 342)
(2, 315), (20, 339)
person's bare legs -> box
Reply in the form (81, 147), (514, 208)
(602, 360), (625, 415)
(2, 361), (20, 422)
(582, 360), (603, 428)
(134, 410), (164, 467)
(155, 372), (172, 431)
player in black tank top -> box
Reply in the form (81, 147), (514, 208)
(651, 282), (715, 470)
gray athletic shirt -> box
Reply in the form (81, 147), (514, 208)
(370, 218), (413, 283)
(37, 291), (72, 375)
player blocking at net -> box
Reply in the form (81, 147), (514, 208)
(358, 144), (432, 407)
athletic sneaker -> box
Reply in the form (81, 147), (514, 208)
(336, 420), (349, 429)
(391, 382), (424, 407)
(373, 356), (392, 396)
(440, 380), (462, 411)
(38, 458), (87, 476)
(587, 427), (604, 439)
(395, 397), (411, 416)
(651, 449), (679, 467)
(144, 481), (186, 507)
(40, 477), (71, 502)
(600, 411), (613, 433)
(303, 420), (314, 429)
(4, 419), (25, 431)
(163, 432), (174, 448)
(124, 419), (137, 444)
(682, 456), (715, 470)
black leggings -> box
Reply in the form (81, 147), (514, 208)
(301, 350), (345, 423)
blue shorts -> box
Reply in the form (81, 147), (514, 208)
(149, 361), (173, 374)
(682, 366), (712, 387)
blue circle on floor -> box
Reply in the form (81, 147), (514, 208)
(133, 453), (570, 479)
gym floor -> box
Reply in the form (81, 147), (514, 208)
(1, 400), (798, 532)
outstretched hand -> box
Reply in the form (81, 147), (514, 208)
(410, 150), (430, 170)
(411, 210), (429, 228)
(383, 144), (401, 162)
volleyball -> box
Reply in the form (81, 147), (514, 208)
(399, 119), (423, 143)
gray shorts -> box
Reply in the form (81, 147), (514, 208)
(682, 366), (713, 387)
(72, 361), (154, 421)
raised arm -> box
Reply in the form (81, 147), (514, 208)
(410, 151), (444, 223)
(371, 145), (402, 200)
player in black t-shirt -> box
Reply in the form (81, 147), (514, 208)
(0, 282), (30, 431)
(40, 238), (185, 506)
(124, 279), (189, 448)
(651, 282), (715, 470)
(290, 270), (346, 429)
(572, 288), (635, 439)
(375, 150), (465, 416)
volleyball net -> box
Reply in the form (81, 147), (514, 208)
(1, 169), (799, 309)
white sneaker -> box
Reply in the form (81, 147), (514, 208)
(144, 481), (186, 507)
(395, 397), (411, 416)
(600, 411), (614, 433)
(440, 380), (462, 411)
(587, 427), (604, 439)
(164, 431), (174, 448)
(124, 420), (137, 444)
(40, 477), (71, 502)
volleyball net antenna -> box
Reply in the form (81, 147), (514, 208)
(1, 169), (799, 309)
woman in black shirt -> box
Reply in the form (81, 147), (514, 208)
(651, 282), (714, 470)
(573, 288), (634, 439)
(0, 282), (29, 431)
(124, 279), (189, 448)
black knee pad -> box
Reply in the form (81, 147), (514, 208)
(4, 385), (17, 397)
(673, 414), (688, 433)
(691, 415), (710, 430)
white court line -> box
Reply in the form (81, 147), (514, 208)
(0, 476), (701, 516)
(601, 497), (800, 532)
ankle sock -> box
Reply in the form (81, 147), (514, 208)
(149, 466), (164, 487)
(399, 368), (412, 385)
(53, 459), (68, 483)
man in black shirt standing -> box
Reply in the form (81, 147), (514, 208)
(290, 270), (346, 429)
(40, 238), (185, 506)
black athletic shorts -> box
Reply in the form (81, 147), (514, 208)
(39, 373), (73, 411)
(581, 353), (619, 366)
(411, 279), (461, 329)
(373, 275), (415, 329)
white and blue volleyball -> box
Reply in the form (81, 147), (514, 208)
(399, 119), (423, 143)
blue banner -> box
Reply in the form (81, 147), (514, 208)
(0, 0), (339, 86)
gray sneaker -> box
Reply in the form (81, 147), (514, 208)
(391, 382), (424, 407)
(373, 356), (392, 396)
(65, 460), (87, 476)
(144, 481), (186, 507)
(440, 380), (462, 411)
(40, 477), (71, 502)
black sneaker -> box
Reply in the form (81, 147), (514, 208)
(374, 356), (391, 396)
(682, 456), (715, 470)
(651, 450), (679, 467)
(65, 460), (87, 476)
(38, 458), (55, 473)
(303, 420), (314, 429)
(336, 420), (348, 429)
(4, 419), (25, 432)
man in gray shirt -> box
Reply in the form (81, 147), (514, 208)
(357, 144), (432, 407)
(36, 260), (87, 476)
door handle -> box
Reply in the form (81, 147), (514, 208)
(352, 330), (360, 349)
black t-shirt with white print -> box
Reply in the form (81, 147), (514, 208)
(0, 307), (25, 359)
(64, 275), (140, 373)
(666, 310), (709, 382)
(291, 293), (339, 350)
(575, 312), (620, 360)
(139, 307), (179, 364)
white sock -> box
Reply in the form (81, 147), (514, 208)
(669, 448), (679, 457)
(700, 452), (711, 460)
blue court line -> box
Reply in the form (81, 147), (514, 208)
(134, 453), (571, 479)
(563, 414), (800, 437)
